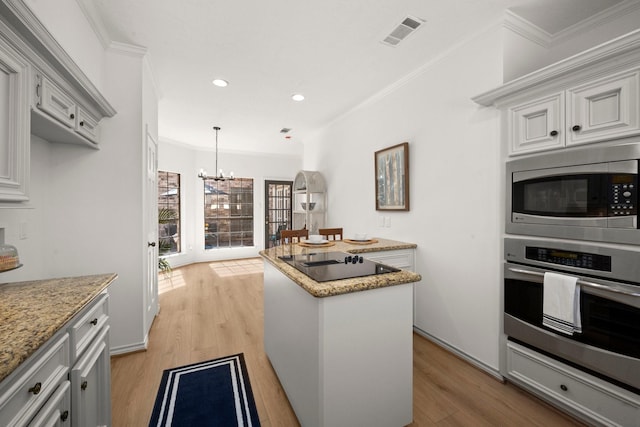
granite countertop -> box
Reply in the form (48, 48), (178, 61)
(259, 238), (421, 297)
(0, 273), (117, 383)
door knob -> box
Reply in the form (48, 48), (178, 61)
(148, 242), (156, 247)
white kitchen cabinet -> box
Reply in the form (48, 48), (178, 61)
(33, 73), (101, 146)
(70, 325), (110, 427)
(360, 248), (415, 272)
(292, 170), (326, 234)
(35, 74), (76, 129)
(28, 381), (71, 427)
(567, 69), (639, 146)
(0, 0), (115, 158)
(509, 93), (564, 154)
(0, 291), (111, 427)
(507, 341), (640, 427)
(0, 31), (30, 202)
(508, 68), (640, 155)
(0, 335), (70, 427)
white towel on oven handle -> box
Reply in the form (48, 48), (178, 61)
(542, 272), (582, 335)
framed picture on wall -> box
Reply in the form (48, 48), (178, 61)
(375, 142), (409, 211)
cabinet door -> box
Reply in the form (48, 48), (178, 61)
(74, 107), (99, 144)
(567, 69), (640, 146)
(70, 326), (111, 427)
(509, 93), (564, 155)
(36, 75), (76, 129)
(0, 37), (30, 201)
(28, 381), (71, 427)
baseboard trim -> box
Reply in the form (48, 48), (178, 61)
(413, 326), (504, 382)
(110, 339), (147, 356)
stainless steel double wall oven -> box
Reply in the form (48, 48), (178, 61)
(504, 142), (640, 395)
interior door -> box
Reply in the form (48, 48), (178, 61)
(264, 180), (292, 248)
(145, 129), (159, 334)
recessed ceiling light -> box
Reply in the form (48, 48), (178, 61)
(292, 94), (305, 101)
(212, 79), (228, 87)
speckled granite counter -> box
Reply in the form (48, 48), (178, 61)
(259, 238), (421, 297)
(0, 273), (117, 383)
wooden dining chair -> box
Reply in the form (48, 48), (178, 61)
(279, 229), (309, 245)
(318, 227), (343, 241)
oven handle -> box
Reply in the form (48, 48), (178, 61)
(508, 267), (640, 297)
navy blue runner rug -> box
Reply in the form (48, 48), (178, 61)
(149, 353), (261, 426)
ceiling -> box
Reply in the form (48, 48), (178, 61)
(85, 0), (626, 155)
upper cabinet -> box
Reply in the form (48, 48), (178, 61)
(473, 29), (640, 157)
(0, 32), (30, 202)
(509, 70), (640, 155)
(33, 73), (102, 146)
(566, 70), (639, 146)
(0, 0), (116, 202)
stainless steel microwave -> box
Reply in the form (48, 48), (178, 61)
(506, 142), (639, 245)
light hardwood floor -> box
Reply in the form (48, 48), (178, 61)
(111, 259), (585, 426)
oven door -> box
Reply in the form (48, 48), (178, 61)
(504, 262), (640, 392)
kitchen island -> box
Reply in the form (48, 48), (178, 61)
(260, 239), (421, 427)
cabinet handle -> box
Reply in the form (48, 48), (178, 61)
(28, 382), (42, 395)
(560, 384), (568, 391)
(90, 318), (98, 326)
(549, 130), (558, 137)
(70, 113), (75, 120)
(148, 241), (156, 247)
(79, 121), (84, 127)
(81, 380), (88, 391)
(61, 410), (69, 422)
(571, 125), (581, 132)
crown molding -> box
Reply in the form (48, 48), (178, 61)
(75, 0), (112, 49)
(108, 40), (147, 57)
(504, 10), (552, 48)
(552, 0), (640, 45)
(472, 28), (640, 106)
(326, 19), (504, 129)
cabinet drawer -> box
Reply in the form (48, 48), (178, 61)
(68, 293), (108, 361)
(74, 107), (99, 144)
(28, 380), (70, 427)
(0, 334), (70, 427)
(507, 341), (640, 427)
(36, 76), (76, 128)
(361, 249), (415, 271)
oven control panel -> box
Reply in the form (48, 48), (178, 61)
(525, 246), (612, 272)
(609, 174), (637, 216)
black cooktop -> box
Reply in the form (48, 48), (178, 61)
(278, 251), (400, 282)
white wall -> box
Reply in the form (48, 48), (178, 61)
(0, 2), (157, 354)
(304, 26), (504, 372)
(24, 0), (106, 91)
(158, 140), (302, 267)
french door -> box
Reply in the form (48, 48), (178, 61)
(264, 180), (292, 249)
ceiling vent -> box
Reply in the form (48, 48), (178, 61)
(381, 16), (425, 47)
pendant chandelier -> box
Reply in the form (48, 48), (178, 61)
(198, 126), (234, 181)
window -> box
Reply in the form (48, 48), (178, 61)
(204, 178), (254, 249)
(158, 171), (181, 255)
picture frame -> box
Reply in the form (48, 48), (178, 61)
(375, 142), (409, 211)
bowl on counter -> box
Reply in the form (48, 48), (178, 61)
(300, 202), (316, 211)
